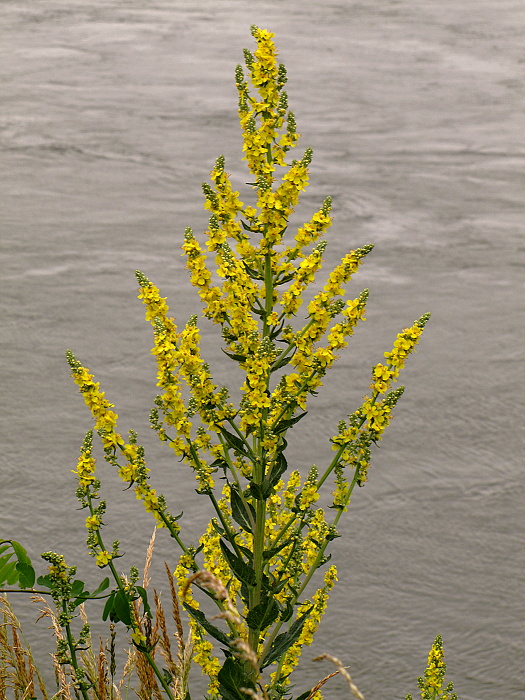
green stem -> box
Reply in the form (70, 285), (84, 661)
(225, 417), (258, 464)
(260, 466), (361, 668)
(207, 489), (247, 562)
(143, 650), (177, 700)
(62, 603), (91, 700)
(295, 466), (361, 601)
(218, 434), (256, 531)
(248, 495), (267, 657)
(269, 317), (316, 372)
(263, 252), (273, 336)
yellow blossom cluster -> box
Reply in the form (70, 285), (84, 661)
(67, 350), (167, 527)
(73, 445), (98, 492)
(302, 509), (330, 574)
(371, 315), (429, 394)
(204, 155), (245, 247)
(286, 199), (333, 259)
(281, 242), (326, 315)
(236, 27), (292, 177)
(406, 634), (457, 700)
(275, 565), (338, 685)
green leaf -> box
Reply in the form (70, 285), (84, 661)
(102, 591), (116, 621)
(265, 576), (289, 596)
(230, 488), (256, 534)
(71, 579), (85, 598)
(274, 272), (296, 286)
(220, 428), (250, 457)
(90, 577), (110, 597)
(273, 412), (308, 435)
(15, 562), (35, 589)
(235, 543), (254, 563)
(221, 348), (247, 363)
(260, 606), (313, 669)
(245, 596), (280, 631)
(295, 691), (313, 700)
(249, 482), (264, 501)
(182, 603), (232, 647)
(280, 599), (294, 622)
(219, 540), (256, 587)
(112, 589), (132, 626)
(270, 353), (292, 371)
(36, 574), (53, 589)
(262, 536), (294, 561)
(135, 586), (152, 617)
(0, 561), (17, 586)
(242, 263), (264, 280)
(0, 540), (35, 589)
(217, 657), (255, 700)
(211, 519), (226, 537)
(266, 451), (288, 490)
(211, 457), (229, 475)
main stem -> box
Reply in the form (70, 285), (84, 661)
(247, 251), (274, 661)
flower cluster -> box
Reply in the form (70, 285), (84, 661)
(406, 634), (458, 700)
(66, 350), (169, 529)
(278, 565), (338, 682)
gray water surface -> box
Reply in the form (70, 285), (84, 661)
(1, 2), (524, 699)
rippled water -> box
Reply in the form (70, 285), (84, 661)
(1, 2), (524, 698)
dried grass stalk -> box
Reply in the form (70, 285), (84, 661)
(0, 595), (50, 700)
(312, 654), (366, 700)
(143, 529), (157, 590)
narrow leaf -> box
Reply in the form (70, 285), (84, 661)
(90, 577), (110, 597)
(135, 585), (152, 617)
(267, 451), (288, 489)
(295, 691), (313, 700)
(182, 603), (232, 647)
(271, 354), (292, 371)
(220, 428), (249, 456)
(260, 606), (313, 669)
(230, 488), (255, 534)
(219, 540), (256, 587)
(273, 411), (308, 435)
(221, 348), (247, 363)
(102, 591), (116, 621)
(262, 536), (294, 561)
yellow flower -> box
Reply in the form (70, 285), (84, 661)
(85, 514), (101, 530)
(131, 630), (147, 646)
(96, 550), (113, 567)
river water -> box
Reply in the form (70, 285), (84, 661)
(1, 1), (523, 699)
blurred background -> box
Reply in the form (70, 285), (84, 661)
(1, 1), (523, 698)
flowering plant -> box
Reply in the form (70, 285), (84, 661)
(0, 26), (457, 700)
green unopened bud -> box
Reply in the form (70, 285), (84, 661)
(415, 312), (431, 329)
(243, 48), (254, 69)
(277, 63), (287, 90)
(301, 147), (313, 167)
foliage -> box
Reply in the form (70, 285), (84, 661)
(0, 26), (457, 700)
